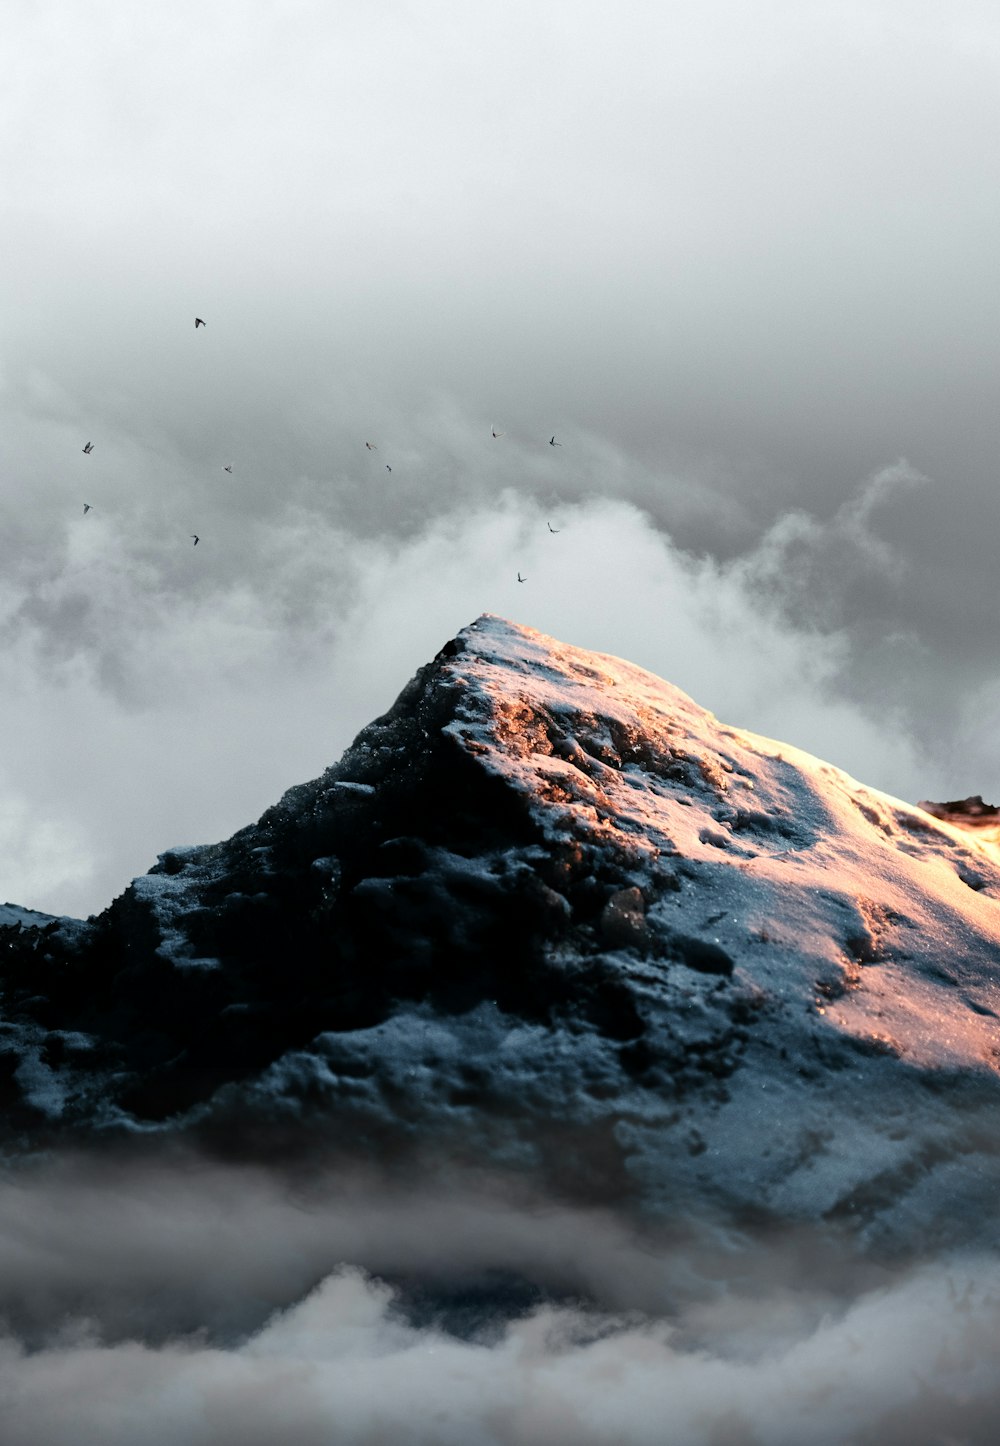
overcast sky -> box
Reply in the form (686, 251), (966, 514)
(4, 0), (1000, 916)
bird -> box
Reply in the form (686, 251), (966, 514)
(492, 427), (504, 438)
(365, 441), (377, 451)
(191, 534), (200, 546)
(547, 522), (560, 533)
(223, 465), (233, 473)
(549, 436), (561, 446)
(195, 318), (206, 328)
(517, 572), (527, 583)
(83, 503), (92, 515)
(386, 465), (392, 473)
(82, 442), (94, 454)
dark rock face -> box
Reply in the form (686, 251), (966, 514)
(1, 616), (1000, 1249)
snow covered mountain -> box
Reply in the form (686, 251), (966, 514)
(2, 614), (999, 1250)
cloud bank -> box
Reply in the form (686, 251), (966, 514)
(0, 1150), (996, 1444)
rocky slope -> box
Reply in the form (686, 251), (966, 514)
(2, 615), (999, 1248)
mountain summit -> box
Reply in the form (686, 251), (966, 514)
(2, 615), (999, 1245)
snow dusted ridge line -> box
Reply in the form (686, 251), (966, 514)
(434, 616), (1000, 1060)
(0, 615), (998, 1247)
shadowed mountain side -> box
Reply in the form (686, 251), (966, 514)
(1, 616), (999, 1247)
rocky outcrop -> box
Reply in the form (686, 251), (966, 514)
(920, 793), (1000, 830)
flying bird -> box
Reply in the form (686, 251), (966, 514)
(547, 522), (560, 533)
(549, 436), (561, 446)
(223, 465), (233, 473)
(191, 534), (200, 546)
(195, 318), (206, 328)
(517, 572), (527, 583)
(492, 427), (504, 438)
(83, 503), (91, 515)
(386, 465), (392, 472)
(365, 441), (377, 451)
(82, 442), (94, 454)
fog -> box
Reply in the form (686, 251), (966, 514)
(0, 1148), (994, 1443)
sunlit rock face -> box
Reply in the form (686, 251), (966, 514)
(920, 794), (1000, 845)
(3, 616), (1000, 1247)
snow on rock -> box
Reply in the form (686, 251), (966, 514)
(1, 616), (999, 1249)
(0, 904), (57, 931)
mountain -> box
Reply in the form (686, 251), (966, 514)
(2, 614), (999, 1250)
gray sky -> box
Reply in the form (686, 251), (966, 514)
(4, 0), (1000, 915)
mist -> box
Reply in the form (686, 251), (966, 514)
(0, 1147), (994, 1444)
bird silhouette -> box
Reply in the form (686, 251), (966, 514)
(195, 318), (206, 328)
(492, 427), (504, 438)
(547, 522), (560, 533)
(517, 572), (527, 583)
(549, 436), (561, 446)
(82, 442), (94, 454)
(386, 465), (392, 472)
(83, 503), (91, 515)
(191, 534), (200, 546)
(223, 465), (233, 473)
(365, 441), (377, 451)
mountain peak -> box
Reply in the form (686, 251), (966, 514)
(1, 617), (999, 1245)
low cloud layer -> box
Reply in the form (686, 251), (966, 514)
(0, 1150), (997, 1444)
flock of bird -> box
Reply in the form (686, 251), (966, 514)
(79, 317), (567, 578)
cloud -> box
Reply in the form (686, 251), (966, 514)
(4, 2), (1000, 918)
(8, 0), (1000, 523)
(0, 460), (961, 917)
(0, 1150), (997, 1444)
